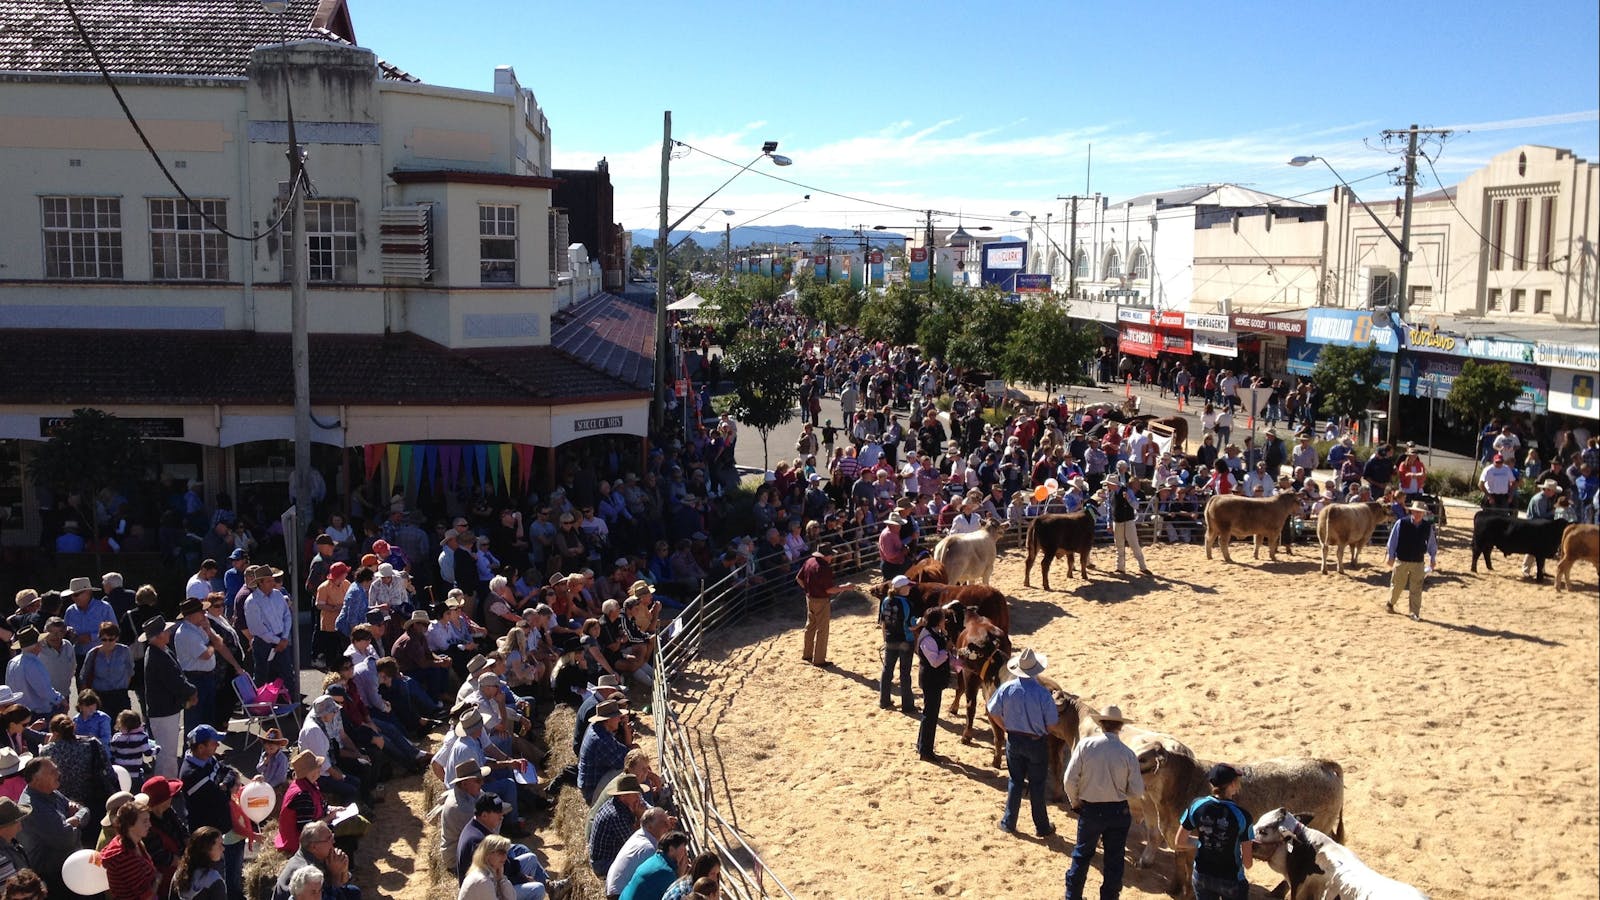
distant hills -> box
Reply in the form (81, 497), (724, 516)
(629, 224), (915, 251)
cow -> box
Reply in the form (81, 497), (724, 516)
(1316, 501), (1395, 574)
(932, 519), (1005, 585)
(903, 557), (948, 584)
(865, 581), (1013, 641)
(1149, 415), (1189, 454)
(1470, 510), (1571, 580)
(1254, 807), (1428, 900)
(1138, 748), (1345, 899)
(1203, 493), (1303, 563)
(1555, 523), (1599, 592)
(950, 613), (1010, 746)
(1024, 512), (1096, 590)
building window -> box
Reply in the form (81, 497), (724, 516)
(41, 196), (123, 279)
(1512, 197), (1530, 271)
(1102, 248), (1121, 280)
(1538, 195), (1555, 270)
(480, 204), (517, 284)
(1129, 248), (1150, 280)
(1074, 249), (1088, 278)
(1509, 289), (1525, 313)
(283, 200), (357, 283)
(1534, 289), (1551, 314)
(1488, 200), (1505, 270)
(1487, 288), (1502, 311)
(149, 199), (228, 280)
(1409, 285), (1433, 309)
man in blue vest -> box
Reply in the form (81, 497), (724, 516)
(877, 576), (916, 713)
(1385, 502), (1438, 621)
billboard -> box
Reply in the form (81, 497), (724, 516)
(980, 241), (1028, 288)
(1016, 273), (1052, 293)
(909, 247), (928, 284)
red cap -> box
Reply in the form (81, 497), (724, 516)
(1492, 454), (1503, 462)
(329, 562), (350, 580)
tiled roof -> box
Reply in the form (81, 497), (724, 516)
(0, 329), (648, 407)
(551, 291), (658, 391)
(0, 0), (413, 80)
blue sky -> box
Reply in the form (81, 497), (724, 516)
(349, 0), (1599, 237)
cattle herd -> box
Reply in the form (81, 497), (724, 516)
(844, 499), (1600, 899)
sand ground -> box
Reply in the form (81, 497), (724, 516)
(675, 522), (1600, 899)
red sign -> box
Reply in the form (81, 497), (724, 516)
(1154, 310), (1187, 329)
(812, 255), (826, 265)
(910, 247), (928, 262)
(1230, 313), (1306, 337)
(1120, 324), (1192, 358)
(869, 251), (883, 264)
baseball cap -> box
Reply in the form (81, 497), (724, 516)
(1206, 763), (1242, 788)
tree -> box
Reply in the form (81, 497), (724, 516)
(721, 332), (802, 470)
(1446, 359), (1524, 441)
(1002, 296), (1098, 391)
(946, 287), (1020, 374)
(1310, 344), (1384, 425)
(27, 408), (152, 561)
(914, 284), (962, 360)
(857, 282), (922, 346)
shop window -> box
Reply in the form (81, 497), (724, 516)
(1509, 289), (1525, 313)
(42, 196), (123, 279)
(1534, 290), (1551, 314)
(1486, 289), (1502, 311)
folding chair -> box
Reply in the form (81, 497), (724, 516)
(229, 672), (300, 756)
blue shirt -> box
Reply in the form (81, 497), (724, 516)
(578, 725), (629, 803)
(619, 852), (679, 900)
(73, 710), (112, 747)
(5, 652), (62, 713)
(335, 584), (369, 637)
(1385, 518), (1438, 566)
(1179, 796), (1254, 880)
(985, 676), (1059, 738)
(80, 642), (133, 692)
(63, 599), (117, 657)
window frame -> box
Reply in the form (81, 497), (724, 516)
(1102, 248), (1122, 280)
(283, 199), (359, 284)
(479, 203), (518, 285)
(40, 195), (124, 280)
(149, 197), (229, 281)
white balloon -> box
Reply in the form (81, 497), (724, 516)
(112, 764), (132, 795)
(63, 848), (109, 896)
(239, 779), (277, 824)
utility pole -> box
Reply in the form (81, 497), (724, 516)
(723, 222), (731, 278)
(282, 44), (311, 534)
(654, 111), (672, 432)
(1380, 124), (1449, 445)
(1057, 194), (1094, 300)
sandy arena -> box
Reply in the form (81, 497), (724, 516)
(675, 520), (1600, 899)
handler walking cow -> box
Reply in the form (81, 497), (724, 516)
(1064, 704), (1144, 900)
(1385, 502), (1438, 621)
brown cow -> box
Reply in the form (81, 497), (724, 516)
(1555, 523), (1600, 592)
(905, 583), (1011, 639)
(1150, 415), (1189, 454)
(1024, 512), (1096, 590)
(1315, 501), (1394, 574)
(1203, 493), (1303, 563)
(951, 614), (1009, 745)
(903, 557), (948, 584)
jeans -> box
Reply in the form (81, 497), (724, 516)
(1001, 733), (1051, 834)
(1193, 871), (1249, 900)
(509, 844), (550, 900)
(224, 838), (246, 900)
(251, 641), (297, 701)
(1064, 800), (1132, 900)
(880, 643), (914, 709)
(487, 774), (521, 823)
(318, 772), (361, 806)
(185, 670), (218, 733)
(917, 669), (948, 757)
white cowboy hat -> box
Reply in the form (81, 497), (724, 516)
(1006, 648), (1048, 679)
(1091, 704), (1132, 724)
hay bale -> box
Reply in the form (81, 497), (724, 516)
(544, 706), (608, 900)
(243, 824), (286, 900)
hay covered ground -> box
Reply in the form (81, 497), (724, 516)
(676, 520), (1600, 899)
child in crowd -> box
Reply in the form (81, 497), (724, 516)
(109, 709), (159, 784)
(256, 727), (291, 791)
(72, 689), (112, 747)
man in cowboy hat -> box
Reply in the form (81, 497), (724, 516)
(61, 576), (114, 663)
(391, 610), (450, 699)
(174, 596), (224, 733)
(244, 565), (297, 700)
(1524, 480), (1565, 575)
(0, 795), (30, 883)
(987, 648), (1060, 838)
(1063, 704), (1145, 900)
(4, 627), (62, 717)
(438, 759), (493, 871)
(139, 616), (195, 778)
(795, 543), (850, 668)
(578, 700), (632, 804)
(572, 674), (627, 758)
(588, 774), (647, 879)
(1385, 500), (1438, 621)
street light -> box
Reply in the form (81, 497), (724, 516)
(654, 124), (790, 428)
(1289, 152), (1416, 443)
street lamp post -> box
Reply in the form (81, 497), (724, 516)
(1290, 125), (1447, 444)
(653, 123), (790, 429)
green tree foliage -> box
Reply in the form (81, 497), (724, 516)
(27, 408), (152, 557)
(857, 282), (922, 346)
(1003, 296), (1098, 391)
(946, 287), (1020, 374)
(914, 284), (962, 360)
(721, 332), (803, 470)
(1446, 359), (1524, 432)
(1310, 343), (1384, 423)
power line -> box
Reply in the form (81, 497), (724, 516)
(62, 0), (303, 242)
(1419, 147), (1514, 264)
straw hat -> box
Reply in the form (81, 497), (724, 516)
(1006, 648), (1048, 679)
(290, 749), (325, 775)
(1091, 705), (1132, 724)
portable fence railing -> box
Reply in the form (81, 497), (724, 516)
(650, 503), (1178, 898)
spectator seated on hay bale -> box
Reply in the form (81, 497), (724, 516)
(271, 821), (360, 900)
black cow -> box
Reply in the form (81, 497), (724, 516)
(1024, 511), (1097, 590)
(1471, 511), (1571, 580)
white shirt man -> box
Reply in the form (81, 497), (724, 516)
(1243, 466), (1277, 497)
(604, 807), (673, 896)
(1480, 458), (1518, 498)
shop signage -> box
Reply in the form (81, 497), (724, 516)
(1182, 312), (1231, 333)
(1305, 308), (1535, 363)
(1116, 307), (1151, 325)
(39, 416), (185, 439)
(1230, 313), (1306, 337)
(1535, 340), (1600, 371)
(1106, 288), (1142, 300)
(1191, 330), (1238, 358)
(1119, 324), (1190, 358)
(1549, 369), (1598, 419)
(909, 247), (927, 262)
(1153, 310), (1188, 329)
(1016, 273), (1052, 293)
(573, 416), (624, 433)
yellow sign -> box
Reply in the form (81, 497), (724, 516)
(1408, 327), (1457, 352)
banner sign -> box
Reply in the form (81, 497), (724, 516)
(1230, 312), (1307, 337)
(1119, 324), (1191, 358)
(981, 242), (1028, 288)
(1549, 368), (1598, 419)
(1182, 312), (1231, 333)
(40, 416), (185, 439)
(1191, 330), (1238, 357)
(1117, 307), (1151, 325)
(1536, 340), (1600, 371)
(1304, 308), (1534, 363)
(1016, 273), (1052, 293)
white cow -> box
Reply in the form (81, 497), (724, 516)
(932, 519), (1005, 585)
(1253, 807), (1428, 900)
